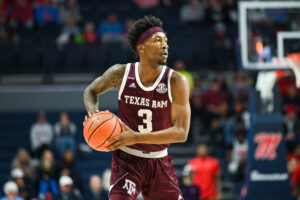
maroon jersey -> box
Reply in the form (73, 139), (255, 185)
(118, 62), (173, 152)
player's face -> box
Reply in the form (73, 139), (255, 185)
(143, 32), (169, 65)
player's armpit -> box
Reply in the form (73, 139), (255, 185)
(83, 64), (126, 113)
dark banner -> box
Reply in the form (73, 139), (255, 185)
(242, 91), (296, 200)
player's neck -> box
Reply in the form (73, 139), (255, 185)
(138, 59), (163, 86)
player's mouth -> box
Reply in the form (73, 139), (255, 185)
(160, 51), (168, 58)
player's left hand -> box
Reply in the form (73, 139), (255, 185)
(105, 121), (138, 151)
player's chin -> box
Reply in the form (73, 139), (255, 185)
(158, 58), (168, 65)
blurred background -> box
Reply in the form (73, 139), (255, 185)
(0, 0), (299, 200)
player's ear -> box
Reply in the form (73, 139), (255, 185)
(137, 44), (144, 53)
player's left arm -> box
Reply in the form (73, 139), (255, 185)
(106, 71), (191, 151)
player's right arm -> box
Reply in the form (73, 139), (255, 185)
(83, 64), (126, 114)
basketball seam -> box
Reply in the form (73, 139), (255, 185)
(88, 117), (99, 134)
(95, 114), (119, 149)
(87, 113), (111, 134)
(88, 114), (114, 143)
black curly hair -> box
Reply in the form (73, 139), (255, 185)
(126, 15), (163, 54)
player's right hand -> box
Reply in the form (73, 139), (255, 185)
(83, 110), (100, 126)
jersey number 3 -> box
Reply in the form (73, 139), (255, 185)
(138, 109), (153, 132)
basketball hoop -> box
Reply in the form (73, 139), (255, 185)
(287, 53), (300, 88)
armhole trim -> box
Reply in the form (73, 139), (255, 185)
(168, 69), (174, 103)
(118, 63), (130, 100)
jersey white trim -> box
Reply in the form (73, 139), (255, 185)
(168, 69), (173, 103)
(120, 146), (168, 158)
(109, 172), (129, 194)
(118, 63), (131, 100)
(135, 62), (166, 91)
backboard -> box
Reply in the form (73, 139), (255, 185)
(239, 1), (300, 70)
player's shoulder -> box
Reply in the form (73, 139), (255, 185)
(170, 70), (189, 86)
(169, 70), (190, 95)
(101, 63), (128, 89)
(108, 63), (127, 74)
(104, 63), (127, 80)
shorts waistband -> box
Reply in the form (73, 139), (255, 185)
(120, 146), (168, 158)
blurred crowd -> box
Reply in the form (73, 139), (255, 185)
(0, 111), (110, 200)
(0, 0), (239, 72)
(0, 0), (237, 43)
(177, 61), (300, 199)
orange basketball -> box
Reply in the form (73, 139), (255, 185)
(83, 110), (122, 151)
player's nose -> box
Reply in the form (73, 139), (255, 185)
(162, 41), (169, 49)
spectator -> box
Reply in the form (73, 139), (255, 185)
(282, 85), (300, 111)
(132, 0), (160, 9)
(60, 168), (83, 194)
(224, 102), (248, 145)
(0, 10), (16, 42)
(58, 0), (80, 25)
(288, 144), (300, 165)
(174, 59), (194, 93)
(187, 144), (221, 200)
(223, 0), (238, 25)
(229, 71), (251, 108)
(216, 73), (229, 93)
(283, 105), (300, 153)
(83, 175), (108, 200)
(53, 176), (82, 200)
(56, 15), (80, 47)
(190, 78), (207, 136)
(60, 16), (79, 35)
(276, 75), (296, 98)
(1, 0), (14, 15)
(54, 111), (77, 157)
(0, 11), (8, 40)
(101, 169), (111, 193)
(83, 22), (97, 43)
(10, 0), (33, 29)
(211, 22), (234, 69)
(30, 111), (53, 159)
(205, 0), (225, 25)
(227, 127), (248, 183)
(202, 79), (228, 124)
(11, 168), (36, 200)
(97, 12), (124, 44)
(179, 0), (205, 25)
(291, 13), (300, 31)
(0, 181), (22, 200)
(35, 0), (59, 26)
(181, 165), (199, 200)
(37, 149), (60, 199)
(11, 148), (35, 181)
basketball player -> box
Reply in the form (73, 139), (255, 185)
(83, 16), (191, 200)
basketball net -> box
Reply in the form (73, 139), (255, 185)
(286, 53), (300, 88)
(255, 52), (300, 113)
(273, 52), (300, 88)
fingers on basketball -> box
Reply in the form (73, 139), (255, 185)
(83, 111), (122, 151)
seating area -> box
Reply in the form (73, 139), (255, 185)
(0, 0), (237, 75)
(0, 111), (112, 191)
